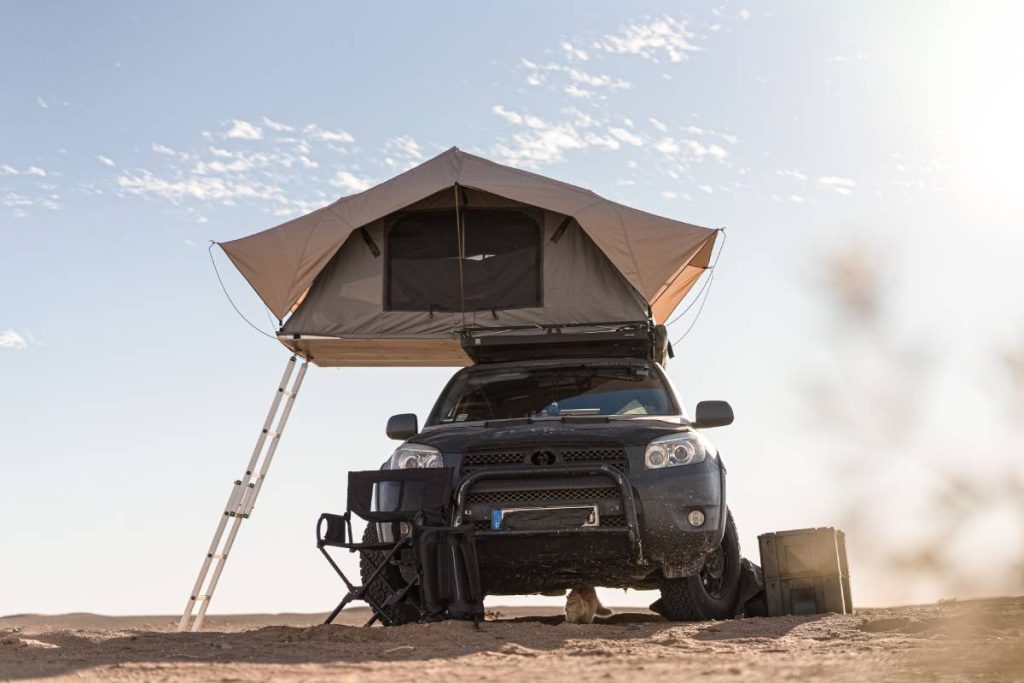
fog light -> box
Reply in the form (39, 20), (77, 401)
(687, 509), (705, 527)
(399, 521), (412, 536)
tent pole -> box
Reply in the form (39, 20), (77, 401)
(454, 184), (467, 329)
(176, 354), (309, 632)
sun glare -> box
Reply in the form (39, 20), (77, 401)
(931, 3), (1024, 217)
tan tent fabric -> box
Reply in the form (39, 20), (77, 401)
(280, 186), (652, 341)
(221, 147), (717, 322)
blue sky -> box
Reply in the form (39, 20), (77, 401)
(2, 1), (1022, 615)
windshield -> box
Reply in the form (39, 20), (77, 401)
(430, 362), (678, 424)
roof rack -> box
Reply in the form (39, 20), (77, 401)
(458, 320), (672, 365)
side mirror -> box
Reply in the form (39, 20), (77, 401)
(386, 413), (419, 440)
(693, 400), (733, 429)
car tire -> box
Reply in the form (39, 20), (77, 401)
(656, 509), (741, 621)
(358, 523), (420, 625)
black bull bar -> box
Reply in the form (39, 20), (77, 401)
(451, 465), (645, 564)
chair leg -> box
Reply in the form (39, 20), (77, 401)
(324, 592), (355, 625)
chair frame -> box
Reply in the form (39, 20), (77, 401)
(316, 468), (454, 626)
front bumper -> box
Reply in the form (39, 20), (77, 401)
(452, 456), (726, 591)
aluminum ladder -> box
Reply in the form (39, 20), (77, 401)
(177, 354), (309, 632)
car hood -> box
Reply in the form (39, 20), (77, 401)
(409, 417), (688, 452)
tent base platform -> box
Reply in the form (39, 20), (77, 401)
(279, 321), (668, 368)
(279, 336), (472, 367)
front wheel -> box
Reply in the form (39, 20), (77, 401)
(358, 523), (420, 625)
(656, 510), (741, 621)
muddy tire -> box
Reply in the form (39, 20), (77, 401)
(358, 523), (419, 625)
(657, 510), (741, 621)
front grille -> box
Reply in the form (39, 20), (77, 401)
(562, 448), (627, 465)
(600, 514), (628, 528)
(466, 486), (619, 505)
(460, 451), (526, 470)
(460, 445), (628, 475)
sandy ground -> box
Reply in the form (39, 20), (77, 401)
(2, 598), (1023, 682)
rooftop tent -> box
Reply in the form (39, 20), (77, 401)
(219, 147), (718, 367)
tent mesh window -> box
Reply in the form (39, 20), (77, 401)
(385, 208), (542, 312)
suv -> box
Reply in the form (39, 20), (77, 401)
(365, 323), (741, 622)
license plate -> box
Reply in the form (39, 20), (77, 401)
(490, 505), (599, 530)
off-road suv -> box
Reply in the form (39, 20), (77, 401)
(365, 322), (740, 622)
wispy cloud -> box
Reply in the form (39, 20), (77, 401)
(827, 53), (869, 64)
(329, 170), (372, 193)
(594, 16), (701, 63)
(262, 117), (294, 132)
(96, 156), (115, 167)
(2, 190), (61, 216)
(520, 59), (631, 97)
(225, 119), (264, 140)
(652, 137), (728, 163)
(608, 127), (644, 146)
(151, 143), (190, 161)
(382, 135), (424, 170)
(105, 116), (382, 218)
(561, 41), (589, 61)
(117, 171), (286, 204)
(776, 168), (808, 181)
(0, 329), (28, 350)
(818, 176), (856, 195)
(1, 164), (47, 177)
(491, 106), (593, 167)
(302, 124), (354, 144)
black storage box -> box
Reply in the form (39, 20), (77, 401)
(758, 527), (852, 616)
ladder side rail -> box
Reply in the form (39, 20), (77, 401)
(240, 361), (308, 517)
(191, 515), (246, 631)
(176, 481), (247, 631)
(194, 362), (310, 631)
(176, 355), (302, 633)
(237, 356), (297, 489)
(227, 356), (298, 518)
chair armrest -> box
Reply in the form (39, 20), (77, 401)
(317, 512), (351, 547)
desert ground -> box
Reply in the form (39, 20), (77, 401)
(1, 597), (1022, 682)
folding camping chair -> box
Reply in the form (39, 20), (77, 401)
(316, 468), (483, 627)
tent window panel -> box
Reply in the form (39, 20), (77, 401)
(386, 212), (461, 312)
(385, 208), (542, 312)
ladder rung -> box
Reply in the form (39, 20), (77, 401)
(193, 595), (211, 601)
(208, 553), (227, 559)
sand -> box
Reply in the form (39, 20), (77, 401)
(2, 598), (1022, 682)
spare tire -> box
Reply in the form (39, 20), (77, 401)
(656, 510), (741, 621)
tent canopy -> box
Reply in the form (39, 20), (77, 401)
(220, 147), (717, 367)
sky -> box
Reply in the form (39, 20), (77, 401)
(1, 1), (1022, 616)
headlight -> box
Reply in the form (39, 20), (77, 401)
(644, 432), (710, 469)
(389, 444), (442, 469)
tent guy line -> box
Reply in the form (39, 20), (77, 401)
(207, 240), (278, 341)
(668, 227), (727, 346)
